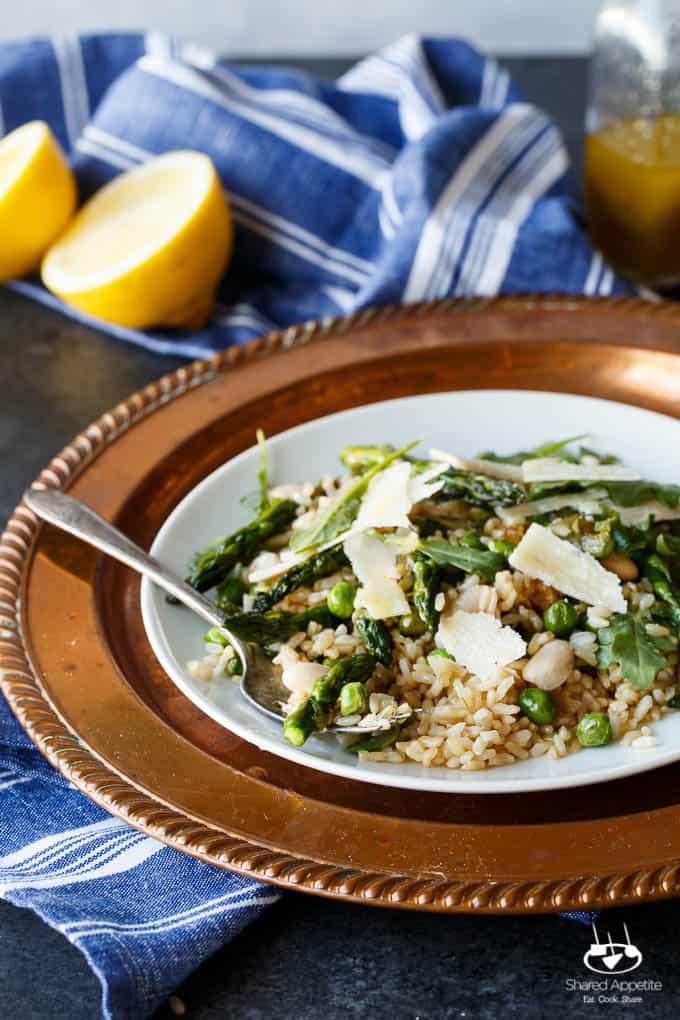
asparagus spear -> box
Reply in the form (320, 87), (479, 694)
(282, 653), (376, 746)
(252, 546), (349, 612)
(220, 603), (338, 646)
(355, 612), (394, 667)
(410, 552), (441, 631)
(437, 470), (524, 507)
(185, 498), (298, 593)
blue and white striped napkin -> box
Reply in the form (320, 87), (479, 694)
(0, 31), (613, 1019)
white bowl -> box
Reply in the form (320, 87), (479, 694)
(141, 389), (680, 793)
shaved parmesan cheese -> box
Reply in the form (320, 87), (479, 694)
(344, 531), (409, 620)
(522, 457), (640, 483)
(429, 448), (524, 482)
(355, 461), (412, 530)
(408, 463), (447, 504)
(614, 501), (680, 526)
(509, 523), (626, 613)
(274, 648), (327, 698)
(497, 488), (607, 524)
(435, 609), (526, 678)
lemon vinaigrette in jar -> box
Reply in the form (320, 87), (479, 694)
(585, 1), (680, 286)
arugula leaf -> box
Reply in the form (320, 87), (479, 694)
(597, 613), (673, 689)
(603, 481), (680, 509)
(477, 434), (588, 466)
(256, 429), (269, 513)
(420, 539), (506, 581)
(289, 440), (419, 553)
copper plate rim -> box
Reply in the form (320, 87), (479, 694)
(4, 294), (680, 914)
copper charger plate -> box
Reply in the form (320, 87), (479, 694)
(4, 295), (680, 915)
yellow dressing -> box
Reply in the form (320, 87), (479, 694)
(585, 115), (680, 285)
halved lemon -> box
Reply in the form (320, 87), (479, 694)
(42, 151), (233, 330)
(0, 121), (77, 281)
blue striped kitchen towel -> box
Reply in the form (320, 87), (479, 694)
(1, 31), (607, 1020)
(0, 31), (632, 359)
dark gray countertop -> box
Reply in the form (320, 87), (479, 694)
(2, 55), (678, 1020)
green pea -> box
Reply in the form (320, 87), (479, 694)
(399, 612), (427, 636)
(339, 681), (368, 717)
(577, 712), (612, 747)
(484, 538), (515, 556)
(328, 581), (356, 618)
(543, 600), (580, 637)
(459, 530), (483, 549)
(518, 687), (556, 725)
(227, 655), (243, 676)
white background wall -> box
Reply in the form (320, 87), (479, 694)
(2, 0), (601, 55)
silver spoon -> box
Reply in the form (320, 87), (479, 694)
(24, 488), (408, 735)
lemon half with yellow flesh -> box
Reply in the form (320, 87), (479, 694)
(42, 151), (232, 330)
(0, 121), (77, 281)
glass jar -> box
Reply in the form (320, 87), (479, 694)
(585, 0), (680, 286)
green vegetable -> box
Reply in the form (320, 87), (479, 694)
(339, 681), (369, 716)
(220, 603), (338, 646)
(283, 698), (328, 747)
(399, 612), (427, 637)
(311, 653), (376, 707)
(483, 537), (516, 556)
(290, 440), (418, 553)
(518, 687), (556, 725)
(205, 626), (229, 646)
(438, 470), (524, 508)
(429, 648), (454, 660)
(459, 530), (484, 548)
(603, 481), (680, 510)
(410, 552), (441, 631)
(420, 539), (506, 582)
(667, 694), (680, 709)
(478, 434), (588, 465)
(580, 517), (615, 559)
(215, 574), (247, 612)
(252, 546), (349, 612)
(227, 656), (243, 676)
(578, 446), (620, 464)
(612, 521), (650, 556)
(543, 600), (580, 637)
(346, 724), (401, 753)
(256, 428), (269, 513)
(597, 612), (674, 689)
(656, 532), (680, 559)
(643, 554), (680, 636)
(355, 613), (394, 667)
(340, 445), (395, 471)
(576, 712), (613, 747)
(327, 580), (356, 619)
(186, 498), (297, 593)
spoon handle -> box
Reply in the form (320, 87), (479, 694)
(24, 488), (225, 631)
